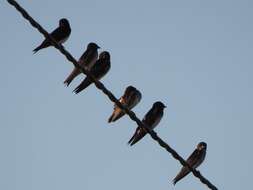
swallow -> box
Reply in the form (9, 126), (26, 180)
(173, 142), (207, 185)
(73, 51), (111, 94)
(108, 86), (142, 123)
(63, 42), (100, 86)
(33, 18), (71, 53)
(128, 101), (166, 146)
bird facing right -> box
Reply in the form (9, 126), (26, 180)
(73, 51), (111, 94)
(128, 101), (166, 146)
(63, 42), (100, 86)
(33, 18), (71, 53)
(173, 142), (207, 185)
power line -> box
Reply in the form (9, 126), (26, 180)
(6, 0), (218, 189)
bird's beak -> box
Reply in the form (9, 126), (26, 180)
(98, 46), (101, 49)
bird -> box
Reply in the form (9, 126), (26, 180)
(128, 101), (166, 146)
(33, 18), (71, 53)
(73, 51), (111, 94)
(173, 142), (207, 185)
(108, 86), (142, 123)
(63, 42), (100, 86)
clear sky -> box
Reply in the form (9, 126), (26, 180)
(1, 0), (253, 189)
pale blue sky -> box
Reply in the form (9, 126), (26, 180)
(1, 0), (253, 189)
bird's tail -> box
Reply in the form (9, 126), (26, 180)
(108, 113), (115, 123)
(108, 109), (125, 123)
(64, 68), (81, 86)
(73, 78), (92, 94)
(33, 41), (50, 54)
(33, 45), (43, 54)
(128, 127), (146, 146)
(127, 131), (137, 146)
(172, 168), (190, 185)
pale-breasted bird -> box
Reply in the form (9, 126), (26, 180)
(173, 142), (207, 185)
(108, 86), (142, 123)
(73, 51), (111, 94)
(128, 101), (166, 146)
(33, 18), (71, 53)
(64, 42), (100, 86)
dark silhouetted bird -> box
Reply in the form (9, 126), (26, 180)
(128, 101), (166, 146)
(33, 18), (71, 53)
(73, 51), (110, 94)
(64, 42), (100, 86)
(173, 142), (207, 185)
(108, 86), (142, 123)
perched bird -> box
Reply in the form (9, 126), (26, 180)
(108, 86), (142, 123)
(128, 101), (166, 146)
(33, 18), (71, 53)
(173, 142), (207, 185)
(64, 42), (100, 86)
(73, 51), (111, 94)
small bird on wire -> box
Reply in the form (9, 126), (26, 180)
(108, 86), (142, 123)
(128, 101), (166, 146)
(64, 42), (100, 86)
(173, 142), (207, 185)
(73, 51), (111, 94)
(33, 18), (71, 53)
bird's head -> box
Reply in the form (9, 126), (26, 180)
(87, 42), (100, 50)
(59, 18), (70, 28)
(126, 86), (136, 92)
(153, 101), (166, 109)
(124, 86), (137, 96)
(99, 51), (110, 61)
(197, 142), (207, 151)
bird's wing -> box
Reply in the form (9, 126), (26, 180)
(142, 108), (162, 130)
(127, 126), (146, 146)
(90, 60), (110, 79)
(50, 27), (69, 42)
(79, 50), (97, 69)
(126, 91), (141, 109)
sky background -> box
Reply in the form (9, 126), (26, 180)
(1, 0), (253, 189)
